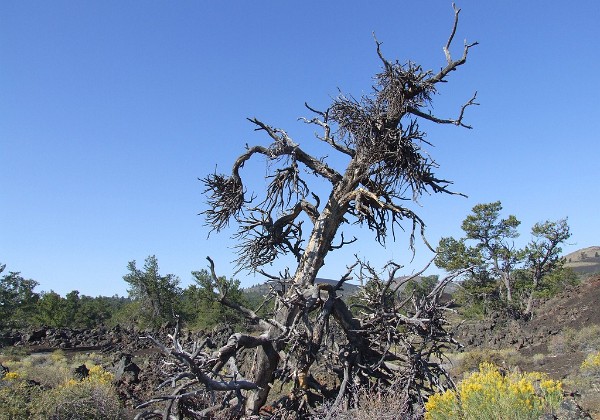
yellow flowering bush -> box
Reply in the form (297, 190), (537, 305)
(0, 353), (123, 420)
(425, 363), (563, 420)
(88, 364), (115, 383)
(2, 371), (19, 381)
(0, 380), (42, 420)
(581, 351), (600, 376)
(33, 365), (122, 419)
(2, 352), (70, 388)
(50, 349), (66, 363)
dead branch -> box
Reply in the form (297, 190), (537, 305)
(165, 4), (478, 417)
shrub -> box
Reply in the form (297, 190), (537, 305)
(448, 348), (522, 378)
(548, 325), (600, 354)
(0, 352), (123, 420)
(50, 349), (66, 363)
(425, 363), (563, 420)
(315, 384), (418, 419)
(532, 353), (545, 366)
(3, 371), (19, 381)
(0, 346), (29, 361)
(0, 380), (42, 420)
(71, 351), (105, 367)
(6, 353), (71, 388)
(581, 351), (600, 377)
(32, 365), (122, 419)
(565, 351), (600, 418)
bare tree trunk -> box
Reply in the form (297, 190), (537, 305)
(244, 342), (280, 414)
(244, 193), (348, 414)
(503, 273), (513, 302)
(525, 286), (535, 315)
(524, 269), (541, 315)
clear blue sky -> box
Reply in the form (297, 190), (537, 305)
(2, 1), (599, 297)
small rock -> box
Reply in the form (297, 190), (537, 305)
(114, 353), (141, 384)
(73, 364), (89, 381)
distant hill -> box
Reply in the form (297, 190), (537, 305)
(564, 246), (600, 275)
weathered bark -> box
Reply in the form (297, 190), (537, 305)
(140, 4), (477, 418)
(525, 272), (539, 315)
(501, 271), (513, 303)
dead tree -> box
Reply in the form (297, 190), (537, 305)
(139, 4), (477, 418)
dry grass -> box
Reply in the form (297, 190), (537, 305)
(314, 385), (421, 420)
(0, 349), (125, 419)
(444, 348), (524, 379)
(548, 325), (600, 354)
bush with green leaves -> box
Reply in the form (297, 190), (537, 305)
(0, 378), (42, 420)
(425, 363), (563, 420)
(0, 350), (124, 419)
(32, 365), (123, 419)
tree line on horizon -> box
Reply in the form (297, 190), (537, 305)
(0, 256), (253, 332)
(0, 201), (579, 333)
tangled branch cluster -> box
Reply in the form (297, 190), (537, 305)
(202, 173), (245, 233)
(137, 260), (462, 419)
(177, 4), (479, 417)
(201, 7), (476, 270)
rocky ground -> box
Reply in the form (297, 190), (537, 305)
(2, 275), (599, 417)
(0, 323), (239, 412)
(455, 275), (600, 379)
(452, 274), (600, 418)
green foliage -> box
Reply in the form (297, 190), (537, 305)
(435, 237), (481, 272)
(451, 271), (502, 319)
(0, 379), (42, 420)
(436, 202), (572, 315)
(0, 350), (123, 419)
(108, 300), (141, 329)
(123, 255), (181, 327)
(532, 249), (572, 297)
(436, 202), (524, 303)
(521, 218), (572, 313)
(0, 263), (130, 330)
(34, 291), (129, 329)
(513, 266), (578, 300)
(180, 269), (248, 330)
(425, 363), (563, 420)
(0, 265), (40, 329)
(79, 295), (129, 328)
(244, 289), (275, 318)
(35, 291), (70, 328)
(462, 201), (521, 244)
(400, 275), (439, 301)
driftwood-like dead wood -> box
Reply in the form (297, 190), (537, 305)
(202, 5), (476, 275)
(137, 260), (463, 419)
(140, 4), (477, 418)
